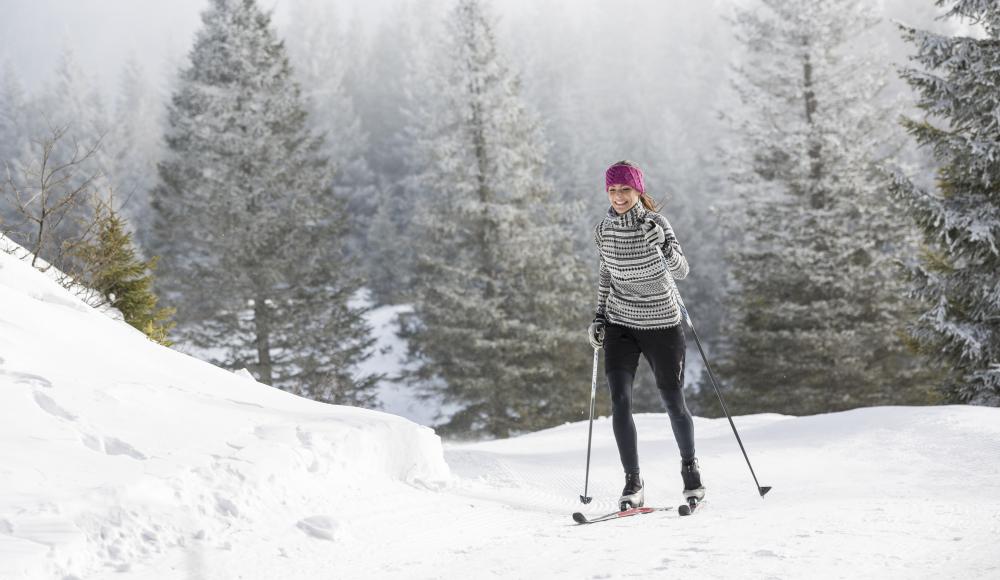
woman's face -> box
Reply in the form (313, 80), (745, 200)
(607, 184), (640, 214)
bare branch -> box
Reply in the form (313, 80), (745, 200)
(1, 122), (105, 271)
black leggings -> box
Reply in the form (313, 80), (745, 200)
(603, 323), (695, 473)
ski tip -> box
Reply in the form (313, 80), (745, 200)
(759, 486), (772, 497)
(572, 512), (587, 524)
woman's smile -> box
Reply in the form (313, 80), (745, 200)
(607, 185), (639, 214)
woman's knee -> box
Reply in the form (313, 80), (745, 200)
(659, 388), (689, 418)
(609, 394), (633, 413)
(606, 369), (635, 411)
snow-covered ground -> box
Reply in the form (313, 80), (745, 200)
(2, 240), (999, 580)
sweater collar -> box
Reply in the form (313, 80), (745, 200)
(606, 202), (647, 229)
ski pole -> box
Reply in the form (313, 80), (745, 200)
(655, 246), (771, 498)
(579, 345), (601, 504)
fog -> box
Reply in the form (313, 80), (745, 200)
(0, 1), (957, 117)
(1, 0), (565, 94)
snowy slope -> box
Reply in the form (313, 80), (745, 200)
(2, 238), (999, 580)
(0, 240), (450, 580)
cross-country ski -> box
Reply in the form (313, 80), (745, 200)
(572, 506), (672, 525)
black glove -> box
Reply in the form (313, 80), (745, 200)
(588, 314), (606, 350)
(641, 219), (665, 248)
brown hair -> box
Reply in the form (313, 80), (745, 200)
(613, 160), (661, 212)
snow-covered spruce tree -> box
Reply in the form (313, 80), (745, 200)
(43, 45), (110, 152)
(3, 46), (111, 263)
(151, 0), (379, 406)
(283, 2), (376, 260)
(102, 58), (165, 249)
(891, 0), (1000, 406)
(717, 0), (934, 415)
(0, 61), (29, 232)
(348, 0), (448, 305)
(40, 46), (111, 197)
(400, 0), (592, 438)
(0, 61), (27, 169)
(355, 0), (445, 187)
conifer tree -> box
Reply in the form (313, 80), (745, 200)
(0, 61), (27, 169)
(283, 2), (376, 259)
(359, 0), (445, 305)
(74, 200), (175, 345)
(103, 59), (164, 248)
(152, 0), (379, 406)
(0, 61), (29, 232)
(4, 46), (109, 260)
(718, 0), (933, 414)
(42, 45), (110, 199)
(892, 0), (1000, 405)
(400, 0), (591, 437)
(44, 45), (109, 150)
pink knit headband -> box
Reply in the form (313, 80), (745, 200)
(605, 163), (645, 193)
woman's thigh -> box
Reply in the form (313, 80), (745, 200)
(603, 324), (642, 376)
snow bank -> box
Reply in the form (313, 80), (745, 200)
(0, 239), (451, 580)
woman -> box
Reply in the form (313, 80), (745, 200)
(589, 160), (704, 510)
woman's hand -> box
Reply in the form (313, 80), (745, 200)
(588, 315), (606, 350)
(641, 219), (665, 248)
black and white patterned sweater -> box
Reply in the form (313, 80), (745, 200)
(594, 202), (689, 330)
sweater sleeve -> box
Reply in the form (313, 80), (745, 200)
(651, 214), (689, 280)
(594, 223), (610, 319)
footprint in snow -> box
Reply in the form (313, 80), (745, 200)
(215, 495), (240, 517)
(226, 398), (264, 408)
(296, 516), (342, 541)
(104, 437), (148, 460)
(0, 369), (53, 389)
(79, 433), (147, 460)
(32, 391), (77, 421)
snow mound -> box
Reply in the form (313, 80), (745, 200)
(0, 239), (451, 580)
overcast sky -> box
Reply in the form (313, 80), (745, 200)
(0, 0), (972, 102)
(0, 0), (421, 95)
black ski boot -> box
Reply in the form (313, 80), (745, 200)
(619, 472), (644, 511)
(681, 457), (705, 501)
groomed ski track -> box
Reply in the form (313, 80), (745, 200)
(98, 408), (999, 580)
